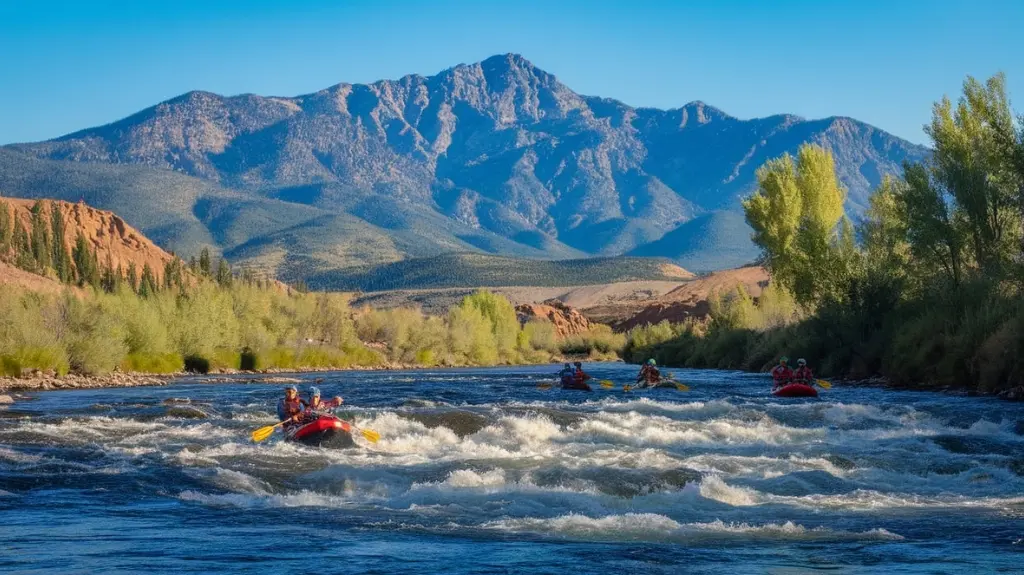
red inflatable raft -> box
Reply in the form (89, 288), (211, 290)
(285, 414), (354, 447)
(560, 377), (592, 391)
(772, 383), (819, 398)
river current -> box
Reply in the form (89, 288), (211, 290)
(1, 363), (1022, 574)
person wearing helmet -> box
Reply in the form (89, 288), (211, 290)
(573, 361), (592, 385)
(304, 386), (343, 412)
(771, 357), (794, 389)
(636, 358), (661, 387)
(793, 358), (814, 385)
(277, 385), (304, 424)
(559, 362), (576, 386)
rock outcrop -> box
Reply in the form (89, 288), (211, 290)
(516, 300), (592, 337)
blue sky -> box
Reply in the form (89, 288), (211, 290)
(1, 0), (1021, 145)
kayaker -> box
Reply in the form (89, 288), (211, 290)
(304, 386), (343, 412)
(771, 357), (794, 389)
(793, 359), (814, 385)
(573, 362), (592, 385)
(277, 385), (304, 424)
(636, 359), (661, 387)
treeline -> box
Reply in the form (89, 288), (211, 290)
(626, 73), (1024, 392)
(0, 275), (620, 377)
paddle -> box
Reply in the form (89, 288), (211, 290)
(663, 372), (690, 392)
(537, 383), (553, 390)
(343, 420), (381, 443)
(599, 380), (615, 389)
(816, 379), (832, 389)
(251, 420), (287, 443)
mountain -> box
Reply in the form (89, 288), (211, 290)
(305, 253), (694, 291)
(0, 197), (195, 289)
(627, 210), (758, 272)
(1, 54), (929, 281)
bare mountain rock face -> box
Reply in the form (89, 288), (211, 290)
(0, 197), (196, 290)
(1, 54), (930, 283)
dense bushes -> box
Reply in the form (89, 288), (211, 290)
(0, 282), (602, 376)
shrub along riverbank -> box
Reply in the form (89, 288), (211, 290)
(0, 279), (623, 378)
(623, 73), (1024, 394)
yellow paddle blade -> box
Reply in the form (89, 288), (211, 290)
(251, 425), (276, 443)
(816, 379), (832, 389)
(623, 385), (633, 393)
(360, 428), (381, 443)
(674, 383), (690, 392)
(537, 383), (553, 390)
(599, 380), (615, 389)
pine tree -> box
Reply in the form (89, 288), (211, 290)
(0, 201), (11, 256)
(199, 247), (212, 276)
(216, 258), (232, 287)
(50, 206), (73, 283)
(139, 263), (158, 298)
(30, 201), (52, 272)
(101, 254), (117, 293)
(126, 262), (139, 294)
(188, 255), (198, 273)
(14, 222), (34, 271)
(72, 233), (94, 287)
(87, 247), (101, 288)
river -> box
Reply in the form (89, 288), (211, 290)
(1, 363), (1022, 573)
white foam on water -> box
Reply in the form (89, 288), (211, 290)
(0, 446), (43, 464)
(484, 513), (904, 543)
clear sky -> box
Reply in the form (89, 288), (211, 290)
(1, 0), (1021, 146)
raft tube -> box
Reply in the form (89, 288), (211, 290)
(560, 377), (593, 391)
(285, 414), (354, 447)
(772, 383), (818, 398)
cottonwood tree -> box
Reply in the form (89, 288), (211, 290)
(743, 144), (855, 307)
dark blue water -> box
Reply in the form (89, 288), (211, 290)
(2, 364), (1022, 574)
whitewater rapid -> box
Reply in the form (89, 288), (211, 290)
(1, 364), (1022, 573)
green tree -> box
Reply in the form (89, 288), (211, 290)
(49, 206), (73, 283)
(126, 262), (139, 294)
(860, 176), (913, 281)
(925, 73), (1021, 276)
(139, 264), (158, 298)
(458, 290), (520, 360)
(216, 258), (232, 287)
(743, 144), (852, 306)
(100, 254), (118, 293)
(199, 247), (212, 276)
(30, 201), (52, 272)
(14, 222), (34, 271)
(0, 201), (11, 255)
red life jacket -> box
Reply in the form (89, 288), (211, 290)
(280, 397), (303, 418)
(793, 366), (814, 383)
(772, 365), (794, 385)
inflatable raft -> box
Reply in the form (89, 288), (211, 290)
(284, 414), (354, 447)
(772, 383), (819, 398)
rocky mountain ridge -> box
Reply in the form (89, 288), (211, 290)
(1, 54), (930, 280)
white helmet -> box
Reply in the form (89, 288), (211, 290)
(797, 358), (807, 366)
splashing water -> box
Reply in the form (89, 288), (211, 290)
(1, 364), (1022, 573)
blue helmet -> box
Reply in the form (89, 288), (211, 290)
(309, 386), (321, 397)
(285, 385), (297, 392)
